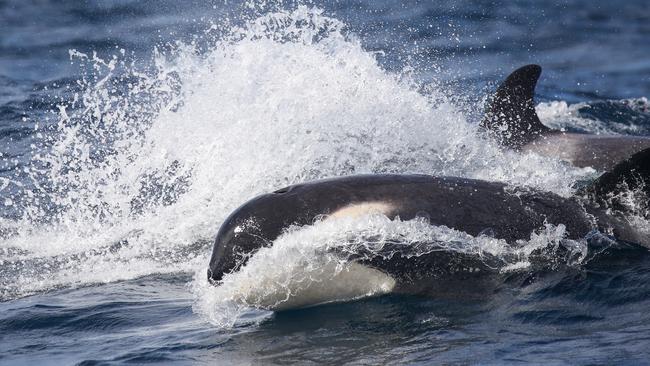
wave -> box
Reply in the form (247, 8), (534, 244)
(0, 5), (619, 324)
(537, 97), (650, 135)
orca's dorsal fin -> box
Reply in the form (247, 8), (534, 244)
(480, 64), (550, 149)
(582, 147), (650, 208)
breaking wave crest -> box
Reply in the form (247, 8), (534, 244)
(537, 97), (650, 135)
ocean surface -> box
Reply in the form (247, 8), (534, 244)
(1, 0), (650, 364)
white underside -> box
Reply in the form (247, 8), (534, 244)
(227, 202), (400, 311)
(255, 263), (396, 310)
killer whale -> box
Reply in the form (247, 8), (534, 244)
(207, 149), (650, 293)
(481, 64), (650, 171)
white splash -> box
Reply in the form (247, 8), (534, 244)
(191, 214), (586, 327)
(537, 97), (650, 135)
(0, 6), (591, 310)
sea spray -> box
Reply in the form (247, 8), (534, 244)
(0, 6), (590, 306)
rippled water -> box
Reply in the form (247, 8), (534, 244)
(1, 1), (650, 364)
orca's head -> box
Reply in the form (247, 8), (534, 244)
(207, 186), (304, 284)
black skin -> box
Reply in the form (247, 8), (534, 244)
(207, 174), (636, 287)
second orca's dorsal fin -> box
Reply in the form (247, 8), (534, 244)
(480, 64), (550, 149)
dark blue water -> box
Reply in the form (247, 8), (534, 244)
(2, 1), (650, 364)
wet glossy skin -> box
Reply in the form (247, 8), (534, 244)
(207, 174), (636, 284)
